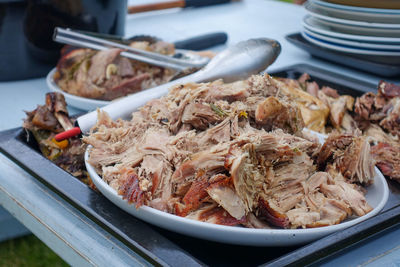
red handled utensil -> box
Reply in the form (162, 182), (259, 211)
(55, 127), (81, 141)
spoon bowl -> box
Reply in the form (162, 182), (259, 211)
(76, 38), (281, 133)
(199, 38), (281, 83)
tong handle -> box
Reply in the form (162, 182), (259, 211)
(174, 32), (228, 51)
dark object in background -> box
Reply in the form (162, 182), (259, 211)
(0, 0), (127, 81)
(128, 0), (240, 14)
(174, 32), (228, 51)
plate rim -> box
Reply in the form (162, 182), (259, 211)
(305, 2), (400, 28)
(310, 0), (400, 15)
(301, 31), (400, 56)
(302, 28), (400, 51)
(305, 15), (400, 36)
(84, 133), (389, 246)
(303, 16), (400, 43)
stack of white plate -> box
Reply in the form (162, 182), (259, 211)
(303, 0), (400, 56)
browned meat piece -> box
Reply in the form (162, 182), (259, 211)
(24, 93), (75, 133)
(355, 92), (376, 121)
(197, 117), (232, 146)
(314, 199), (351, 227)
(118, 167), (147, 208)
(46, 92), (68, 114)
(175, 173), (246, 219)
(318, 91), (355, 130)
(274, 75), (330, 133)
(306, 81), (319, 98)
(298, 73), (310, 84)
(54, 48), (94, 83)
(139, 155), (174, 212)
(364, 124), (397, 144)
(174, 173), (211, 216)
(45, 92), (74, 130)
(355, 92), (388, 121)
(371, 142), (400, 182)
(23, 93), (90, 185)
(336, 136), (375, 185)
(30, 105), (61, 132)
(317, 133), (353, 168)
(225, 130), (319, 228)
(204, 80), (251, 103)
(88, 49), (127, 84)
(242, 213), (272, 229)
(100, 73), (151, 101)
(321, 86), (340, 98)
(380, 98), (400, 137)
(77, 49), (154, 101)
(340, 113), (358, 133)
(172, 148), (227, 196)
(258, 153), (314, 228)
(318, 133), (375, 185)
(206, 175), (247, 220)
(181, 102), (222, 130)
(258, 198), (290, 228)
(320, 176), (372, 216)
(330, 96), (348, 129)
(302, 172), (351, 227)
(185, 203), (247, 226)
(354, 82), (400, 138)
(255, 96), (304, 134)
(229, 143), (266, 213)
(379, 81), (400, 98)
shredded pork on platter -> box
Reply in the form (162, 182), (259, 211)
(291, 75), (400, 183)
(84, 74), (376, 229)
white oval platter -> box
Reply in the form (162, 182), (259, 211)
(85, 130), (389, 246)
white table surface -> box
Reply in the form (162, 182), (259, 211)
(1, 0), (400, 265)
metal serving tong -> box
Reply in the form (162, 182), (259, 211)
(53, 27), (210, 71)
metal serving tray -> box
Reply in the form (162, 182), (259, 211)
(1, 64), (400, 266)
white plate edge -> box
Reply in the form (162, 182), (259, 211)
(302, 16), (400, 43)
(310, 0), (400, 15)
(301, 31), (400, 56)
(303, 27), (400, 50)
(305, 2), (400, 29)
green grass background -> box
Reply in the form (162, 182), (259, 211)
(0, 235), (67, 266)
(1, 0), (296, 266)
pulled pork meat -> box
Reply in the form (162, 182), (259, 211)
(353, 81), (400, 182)
(84, 74), (374, 229)
(54, 41), (176, 101)
(289, 74), (400, 183)
(355, 81), (400, 138)
(23, 92), (92, 187)
(317, 132), (375, 185)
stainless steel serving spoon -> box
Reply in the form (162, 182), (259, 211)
(55, 38), (281, 139)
